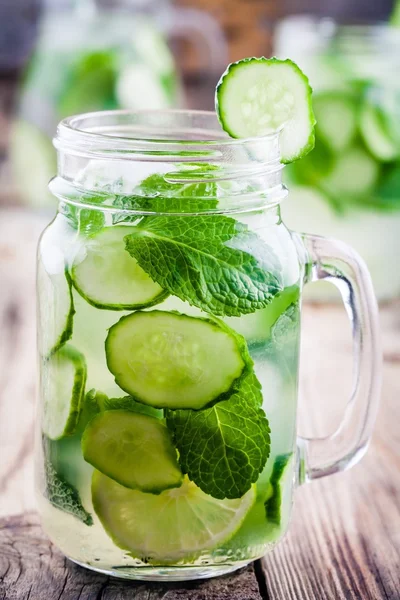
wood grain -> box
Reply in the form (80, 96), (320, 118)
(0, 209), (400, 599)
(0, 513), (261, 600)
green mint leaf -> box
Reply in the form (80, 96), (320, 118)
(124, 214), (282, 317)
(112, 173), (218, 223)
(44, 458), (93, 526)
(63, 204), (105, 236)
(167, 373), (270, 499)
(58, 51), (117, 117)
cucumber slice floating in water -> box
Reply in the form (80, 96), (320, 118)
(215, 57), (316, 163)
(82, 410), (182, 493)
(71, 226), (168, 310)
(105, 310), (252, 410)
(320, 145), (380, 201)
(313, 93), (357, 152)
(38, 264), (75, 358)
(265, 453), (293, 526)
(360, 102), (399, 162)
(92, 472), (255, 564)
(42, 345), (87, 441)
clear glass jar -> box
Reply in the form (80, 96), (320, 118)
(11, 0), (227, 209)
(36, 109), (380, 581)
(274, 17), (400, 301)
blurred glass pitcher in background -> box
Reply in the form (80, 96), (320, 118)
(10, 0), (228, 209)
(275, 16), (400, 302)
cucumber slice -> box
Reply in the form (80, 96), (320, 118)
(264, 453), (293, 526)
(360, 102), (399, 162)
(313, 93), (357, 152)
(116, 63), (171, 110)
(105, 310), (252, 410)
(38, 264), (75, 358)
(71, 226), (168, 310)
(215, 57), (316, 163)
(82, 410), (182, 493)
(10, 119), (56, 209)
(320, 145), (380, 200)
(92, 472), (255, 564)
(226, 285), (300, 348)
(42, 345), (87, 441)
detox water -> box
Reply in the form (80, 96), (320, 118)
(36, 181), (301, 579)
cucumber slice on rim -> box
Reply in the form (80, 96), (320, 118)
(264, 453), (293, 526)
(360, 102), (399, 162)
(42, 345), (87, 441)
(105, 310), (252, 410)
(82, 410), (182, 493)
(313, 92), (357, 152)
(215, 57), (316, 163)
(92, 472), (255, 564)
(38, 264), (75, 357)
(71, 226), (168, 310)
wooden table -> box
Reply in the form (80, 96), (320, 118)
(0, 209), (399, 600)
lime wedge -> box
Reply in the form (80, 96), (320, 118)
(92, 472), (255, 564)
(215, 57), (316, 163)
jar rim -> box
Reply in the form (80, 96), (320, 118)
(52, 109), (286, 214)
(56, 109), (281, 151)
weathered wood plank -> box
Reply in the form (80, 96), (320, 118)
(0, 513), (262, 600)
(260, 305), (400, 600)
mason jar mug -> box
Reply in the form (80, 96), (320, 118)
(36, 110), (381, 581)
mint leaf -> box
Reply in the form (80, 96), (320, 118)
(167, 373), (270, 499)
(112, 173), (218, 223)
(124, 215), (282, 317)
(44, 458), (93, 526)
(63, 204), (105, 236)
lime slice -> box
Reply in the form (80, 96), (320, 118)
(215, 57), (316, 163)
(92, 472), (255, 564)
(42, 345), (87, 441)
(82, 410), (183, 493)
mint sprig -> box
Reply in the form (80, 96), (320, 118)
(44, 459), (93, 526)
(124, 215), (282, 317)
(167, 373), (270, 499)
(112, 174), (218, 223)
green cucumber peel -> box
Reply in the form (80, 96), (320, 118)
(264, 453), (293, 525)
(215, 57), (316, 164)
(42, 344), (87, 440)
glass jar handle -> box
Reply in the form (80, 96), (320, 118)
(298, 233), (381, 484)
(159, 7), (229, 75)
